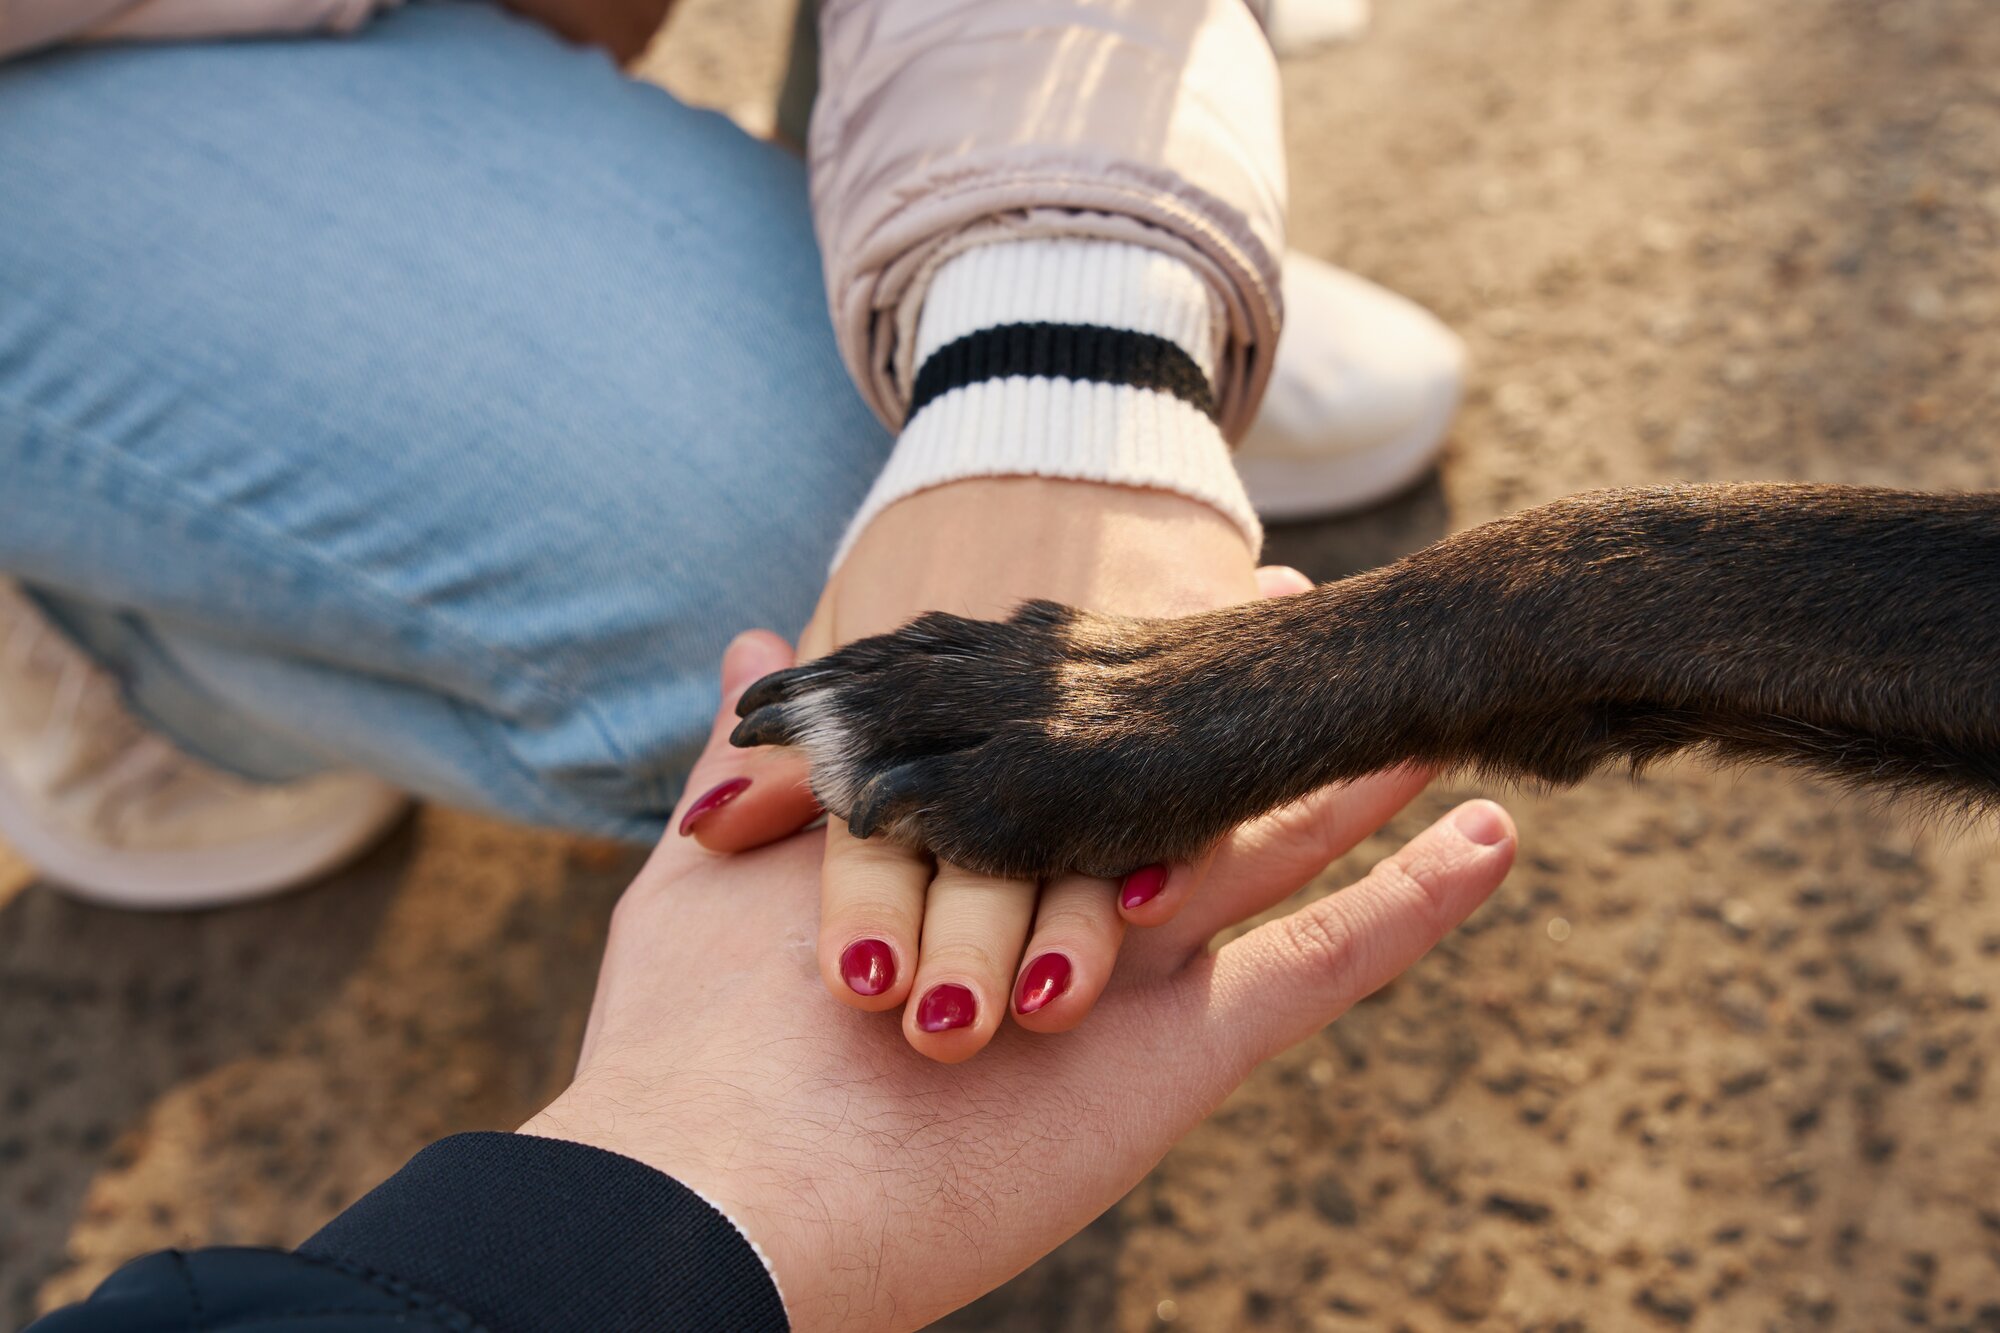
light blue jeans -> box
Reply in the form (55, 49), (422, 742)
(0, 2), (889, 839)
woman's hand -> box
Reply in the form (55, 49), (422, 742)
(685, 477), (1388, 1061)
(523, 631), (1515, 1332)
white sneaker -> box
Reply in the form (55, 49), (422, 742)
(0, 581), (407, 910)
(1264, 0), (1372, 56)
(1238, 252), (1466, 521)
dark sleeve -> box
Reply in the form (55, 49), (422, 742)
(28, 1132), (789, 1333)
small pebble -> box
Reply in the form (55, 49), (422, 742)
(1863, 1008), (1910, 1051)
(1773, 1214), (1811, 1246)
(1905, 285), (1948, 322)
(1311, 1172), (1361, 1227)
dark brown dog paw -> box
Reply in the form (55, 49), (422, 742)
(729, 600), (1233, 879)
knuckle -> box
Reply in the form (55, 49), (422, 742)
(1032, 898), (1121, 947)
(1305, 803), (1352, 869)
(819, 885), (921, 939)
(607, 886), (648, 936)
(1366, 851), (1452, 933)
(1279, 902), (1363, 986)
(920, 939), (1014, 982)
(818, 907), (912, 952)
(929, 862), (1026, 895)
(824, 845), (929, 900)
(1257, 790), (1352, 871)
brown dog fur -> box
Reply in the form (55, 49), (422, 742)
(733, 483), (2000, 879)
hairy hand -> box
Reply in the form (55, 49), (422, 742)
(521, 631), (1516, 1332)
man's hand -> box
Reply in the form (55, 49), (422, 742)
(521, 631), (1516, 1332)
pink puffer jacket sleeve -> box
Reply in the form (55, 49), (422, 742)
(809, 0), (1288, 442)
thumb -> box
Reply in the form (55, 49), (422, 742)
(672, 630), (822, 847)
(1254, 564), (1313, 599)
(1194, 800), (1515, 1071)
(711, 630), (796, 748)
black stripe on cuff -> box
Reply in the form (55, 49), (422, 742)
(302, 1132), (787, 1333)
(907, 322), (1217, 422)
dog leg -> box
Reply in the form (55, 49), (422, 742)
(738, 484), (2000, 879)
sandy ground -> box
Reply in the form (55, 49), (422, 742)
(6, 0), (2000, 1327)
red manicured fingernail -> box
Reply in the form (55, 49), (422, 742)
(1014, 953), (1073, 1016)
(1120, 864), (1169, 910)
(678, 776), (751, 835)
(1453, 800), (1509, 846)
(916, 983), (977, 1032)
(840, 939), (896, 997)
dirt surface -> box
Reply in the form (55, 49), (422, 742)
(6, 0), (2000, 1328)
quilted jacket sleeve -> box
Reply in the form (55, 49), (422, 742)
(810, 0), (1288, 442)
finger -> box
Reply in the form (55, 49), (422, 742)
(672, 633), (824, 849)
(1194, 799), (1515, 1070)
(797, 595), (836, 663)
(1113, 858), (1202, 928)
(681, 750), (824, 850)
(904, 863), (1038, 1062)
(1254, 564), (1314, 598)
(1107, 561), (1316, 939)
(1112, 560), (1312, 956)
(667, 630), (797, 830)
(817, 820), (929, 1011)
(1010, 873), (1126, 1033)
(1099, 566), (1305, 959)
(1149, 766), (1435, 955)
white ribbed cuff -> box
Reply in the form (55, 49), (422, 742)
(912, 238), (1222, 378)
(832, 239), (1261, 570)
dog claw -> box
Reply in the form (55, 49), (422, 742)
(729, 704), (798, 749)
(737, 665), (820, 718)
(846, 761), (930, 841)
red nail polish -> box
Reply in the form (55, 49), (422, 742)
(1120, 864), (1169, 910)
(1014, 953), (1073, 1016)
(840, 939), (896, 997)
(916, 983), (977, 1033)
(678, 776), (751, 835)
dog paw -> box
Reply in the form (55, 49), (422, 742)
(730, 600), (1232, 879)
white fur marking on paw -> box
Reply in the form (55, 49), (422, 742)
(787, 687), (863, 813)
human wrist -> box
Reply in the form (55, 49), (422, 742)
(833, 475), (1258, 627)
(526, 1076), (933, 1333)
(832, 239), (1262, 570)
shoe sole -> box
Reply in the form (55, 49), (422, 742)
(0, 764), (409, 911)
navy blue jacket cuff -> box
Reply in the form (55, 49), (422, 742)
(301, 1131), (787, 1333)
